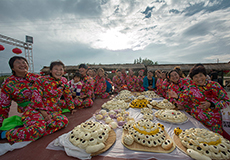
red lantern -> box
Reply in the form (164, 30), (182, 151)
(0, 44), (5, 51)
(111, 70), (115, 73)
(12, 48), (22, 54)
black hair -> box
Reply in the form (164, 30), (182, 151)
(189, 66), (207, 79)
(193, 63), (204, 68)
(49, 61), (65, 71)
(79, 64), (88, 69)
(148, 70), (154, 74)
(168, 70), (179, 78)
(73, 72), (81, 78)
(9, 56), (29, 75)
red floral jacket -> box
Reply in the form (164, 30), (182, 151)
(0, 73), (40, 123)
(31, 75), (74, 113)
(94, 76), (107, 95)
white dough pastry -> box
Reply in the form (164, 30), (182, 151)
(85, 143), (105, 154)
(123, 134), (134, 145)
(187, 149), (211, 160)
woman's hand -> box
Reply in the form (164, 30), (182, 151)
(40, 110), (51, 121)
(80, 95), (87, 99)
(177, 104), (184, 110)
(71, 109), (77, 114)
(168, 90), (178, 99)
(199, 101), (211, 109)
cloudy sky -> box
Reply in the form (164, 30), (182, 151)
(0, 0), (230, 73)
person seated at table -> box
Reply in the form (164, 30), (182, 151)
(112, 69), (123, 93)
(68, 72), (82, 97)
(126, 68), (139, 92)
(136, 70), (145, 92)
(68, 72), (83, 108)
(78, 64), (94, 108)
(169, 66), (230, 135)
(155, 70), (168, 97)
(105, 72), (113, 94)
(0, 56), (43, 142)
(87, 68), (94, 78)
(166, 69), (191, 108)
(143, 70), (156, 91)
(94, 68), (110, 99)
(31, 60), (76, 136)
(161, 71), (170, 98)
(119, 68), (128, 90)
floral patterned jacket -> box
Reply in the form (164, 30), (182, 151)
(161, 79), (170, 98)
(31, 75), (74, 113)
(112, 75), (122, 92)
(120, 73), (128, 86)
(81, 75), (94, 99)
(126, 75), (139, 92)
(137, 75), (144, 91)
(0, 73), (40, 123)
(167, 78), (191, 104)
(178, 80), (230, 134)
(156, 79), (170, 98)
(94, 76), (107, 94)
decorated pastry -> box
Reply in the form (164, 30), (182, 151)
(187, 149), (211, 160)
(141, 91), (160, 98)
(156, 99), (175, 109)
(101, 99), (129, 110)
(141, 108), (153, 114)
(123, 119), (173, 150)
(176, 127), (230, 159)
(143, 113), (154, 120)
(69, 121), (111, 154)
(129, 96), (150, 108)
(155, 109), (188, 123)
(113, 90), (134, 102)
(123, 134), (134, 145)
(162, 139), (173, 150)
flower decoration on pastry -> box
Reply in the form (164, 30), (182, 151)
(155, 109), (188, 123)
(176, 127), (230, 159)
(69, 121), (111, 154)
(122, 119), (173, 150)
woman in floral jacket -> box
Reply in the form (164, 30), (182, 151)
(77, 64), (94, 108)
(170, 66), (230, 135)
(156, 70), (168, 98)
(126, 68), (139, 92)
(0, 56), (44, 142)
(137, 70), (145, 92)
(167, 70), (191, 107)
(94, 68), (110, 99)
(112, 69), (123, 93)
(31, 61), (75, 138)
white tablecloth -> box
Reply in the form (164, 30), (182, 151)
(47, 107), (207, 160)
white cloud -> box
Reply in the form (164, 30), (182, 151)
(0, 0), (230, 73)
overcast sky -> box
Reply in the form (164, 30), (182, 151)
(0, 0), (230, 73)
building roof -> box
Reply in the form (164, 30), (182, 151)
(146, 63), (230, 72)
(40, 62), (230, 73)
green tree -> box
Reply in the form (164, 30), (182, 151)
(134, 57), (157, 65)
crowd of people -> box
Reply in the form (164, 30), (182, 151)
(0, 55), (230, 143)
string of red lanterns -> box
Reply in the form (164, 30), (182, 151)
(0, 44), (22, 54)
